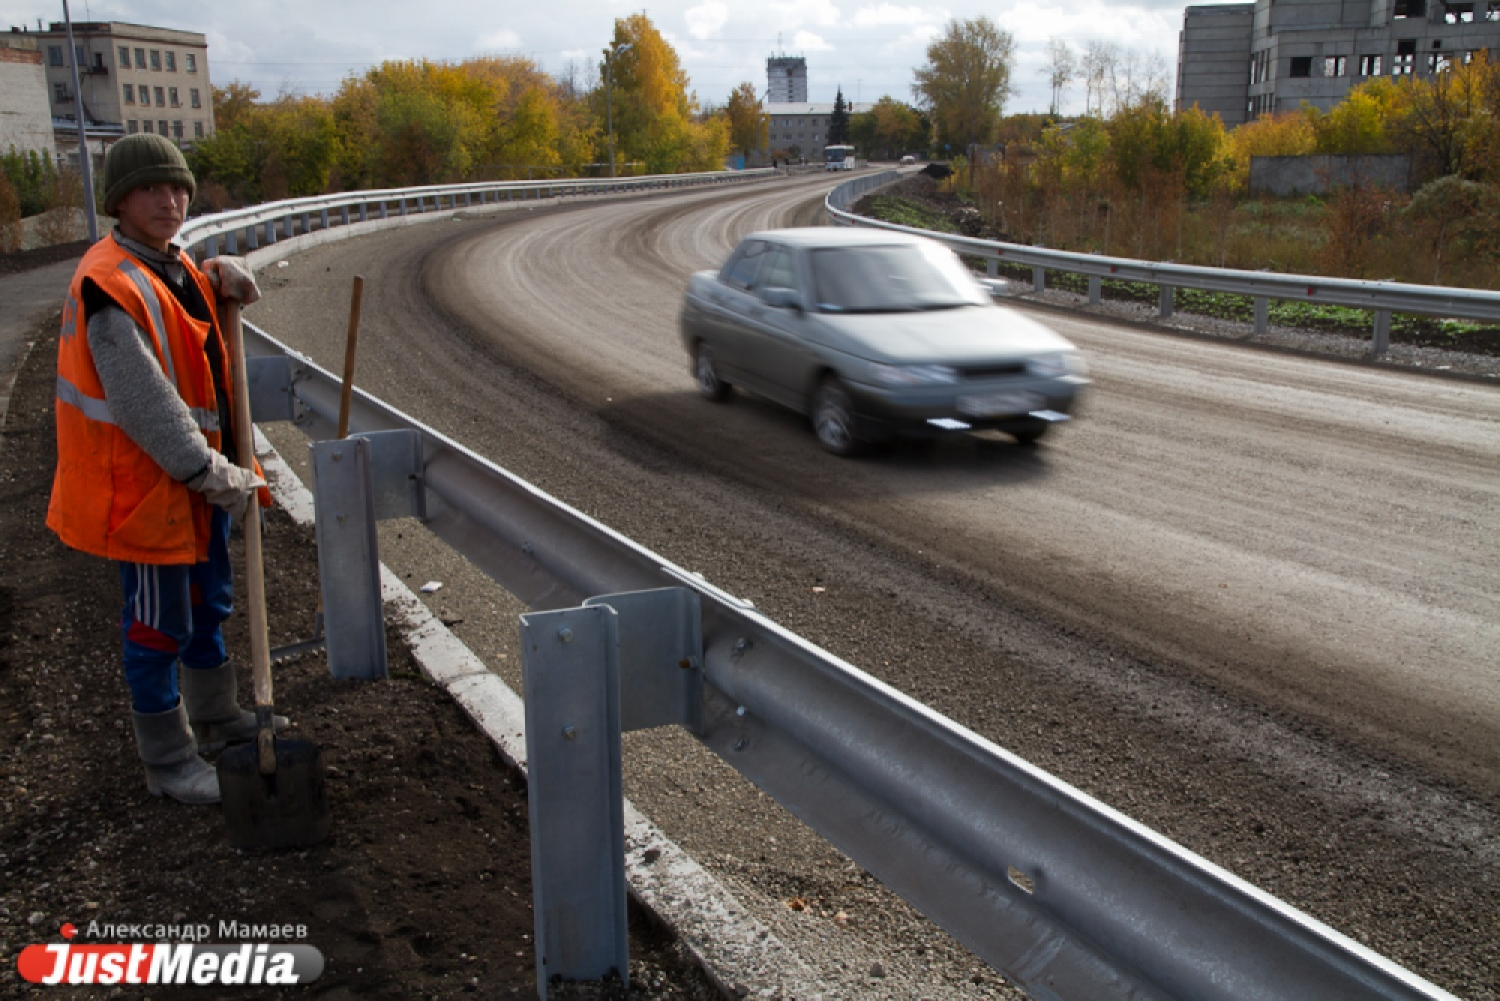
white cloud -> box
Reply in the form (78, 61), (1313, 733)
(770, 0), (842, 28)
(560, 48), (587, 61)
(851, 3), (938, 27)
(685, 0), (729, 39)
(792, 30), (835, 52)
(476, 28), (522, 50)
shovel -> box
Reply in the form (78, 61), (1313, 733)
(269, 275), (363, 664)
(216, 296), (332, 850)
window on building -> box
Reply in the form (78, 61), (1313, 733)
(1445, 6), (1474, 22)
(1393, 38), (1415, 74)
(150, 49), (161, 71)
(127, 119), (138, 134)
(194, 121), (204, 139)
(165, 51), (176, 72)
(123, 84), (135, 103)
(75, 44), (85, 66)
(186, 53), (197, 72)
(1324, 55), (1348, 77)
(154, 87), (165, 106)
(118, 45), (130, 66)
(1290, 56), (1313, 77)
(1359, 54), (1382, 75)
(142, 120), (153, 133)
(135, 48), (146, 69)
(159, 119), (168, 136)
(48, 45), (64, 66)
(53, 82), (70, 103)
(190, 88), (201, 108)
(173, 120), (184, 139)
(1429, 52), (1452, 72)
(169, 87), (180, 106)
(1392, 0), (1425, 16)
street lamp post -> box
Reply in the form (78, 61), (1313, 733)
(604, 42), (633, 179)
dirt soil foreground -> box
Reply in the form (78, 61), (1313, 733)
(0, 313), (721, 998)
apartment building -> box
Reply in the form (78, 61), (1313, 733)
(762, 102), (875, 160)
(1176, 0), (1500, 127)
(9, 19), (214, 166)
(767, 55), (807, 103)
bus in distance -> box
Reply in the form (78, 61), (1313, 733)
(824, 144), (855, 171)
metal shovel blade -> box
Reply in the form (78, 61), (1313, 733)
(218, 737), (332, 851)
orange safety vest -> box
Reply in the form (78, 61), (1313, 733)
(47, 234), (264, 565)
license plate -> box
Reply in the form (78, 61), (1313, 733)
(956, 392), (1042, 417)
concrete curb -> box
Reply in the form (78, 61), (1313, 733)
(253, 427), (826, 999)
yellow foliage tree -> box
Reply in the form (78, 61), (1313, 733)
(604, 14), (726, 173)
(725, 82), (767, 157)
(1222, 110), (1316, 191)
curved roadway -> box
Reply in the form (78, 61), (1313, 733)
(250, 173), (1500, 998)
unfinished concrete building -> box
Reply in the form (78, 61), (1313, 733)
(767, 55), (807, 103)
(1176, 0), (1500, 127)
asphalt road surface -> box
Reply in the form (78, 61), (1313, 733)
(248, 173), (1499, 999)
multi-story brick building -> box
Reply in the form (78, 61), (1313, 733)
(0, 35), (55, 159)
(1176, 0), (1500, 128)
(8, 20), (215, 167)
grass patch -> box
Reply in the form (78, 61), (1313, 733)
(865, 195), (958, 234)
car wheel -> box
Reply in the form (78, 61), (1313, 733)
(812, 378), (860, 456)
(694, 343), (732, 402)
(1008, 419), (1050, 445)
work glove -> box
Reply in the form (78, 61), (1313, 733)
(202, 255), (261, 305)
(188, 451), (266, 524)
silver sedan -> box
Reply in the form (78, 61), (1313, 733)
(680, 228), (1089, 455)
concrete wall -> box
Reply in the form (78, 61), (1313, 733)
(0, 46), (55, 159)
(1250, 154), (1413, 194)
(1176, 4), (1255, 126)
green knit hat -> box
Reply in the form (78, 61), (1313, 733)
(102, 133), (196, 216)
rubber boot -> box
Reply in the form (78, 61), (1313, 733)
(132, 703), (221, 805)
(180, 661), (288, 752)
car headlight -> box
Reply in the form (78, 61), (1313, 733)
(868, 363), (959, 387)
(1027, 352), (1088, 379)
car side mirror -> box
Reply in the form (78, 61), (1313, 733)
(761, 287), (803, 312)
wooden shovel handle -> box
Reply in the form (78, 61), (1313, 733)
(338, 276), (363, 438)
(218, 298), (276, 775)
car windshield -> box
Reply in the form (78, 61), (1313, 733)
(810, 243), (987, 313)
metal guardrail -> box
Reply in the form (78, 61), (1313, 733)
(176, 168), (774, 261)
(243, 309), (1459, 1000)
(828, 170), (1500, 353)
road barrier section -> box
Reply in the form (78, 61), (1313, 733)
(828, 170), (1500, 354)
(241, 309), (1459, 1000)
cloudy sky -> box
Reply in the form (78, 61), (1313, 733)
(3, 0), (1203, 114)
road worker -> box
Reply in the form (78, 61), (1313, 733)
(47, 133), (285, 805)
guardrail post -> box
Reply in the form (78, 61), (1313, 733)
(309, 436), (388, 681)
(263, 219), (276, 245)
(1159, 286), (1174, 319)
(225, 230), (238, 255)
(1088, 275), (1101, 305)
(521, 604), (629, 997)
(359, 203), (369, 223)
(400, 198), (408, 217)
(1372, 310), (1391, 355)
(1254, 297), (1269, 335)
(205, 235), (219, 258)
(340, 205), (350, 226)
(1032, 266), (1045, 293)
(320, 208), (330, 230)
(245, 224), (258, 251)
(298, 211), (309, 234)
(987, 258), (998, 279)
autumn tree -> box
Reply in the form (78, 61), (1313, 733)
(601, 14), (727, 173)
(1403, 175), (1500, 282)
(1042, 38), (1075, 115)
(912, 16), (1015, 154)
(850, 97), (924, 159)
(725, 82), (767, 156)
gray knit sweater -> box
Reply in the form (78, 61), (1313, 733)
(86, 232), (216, 486)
